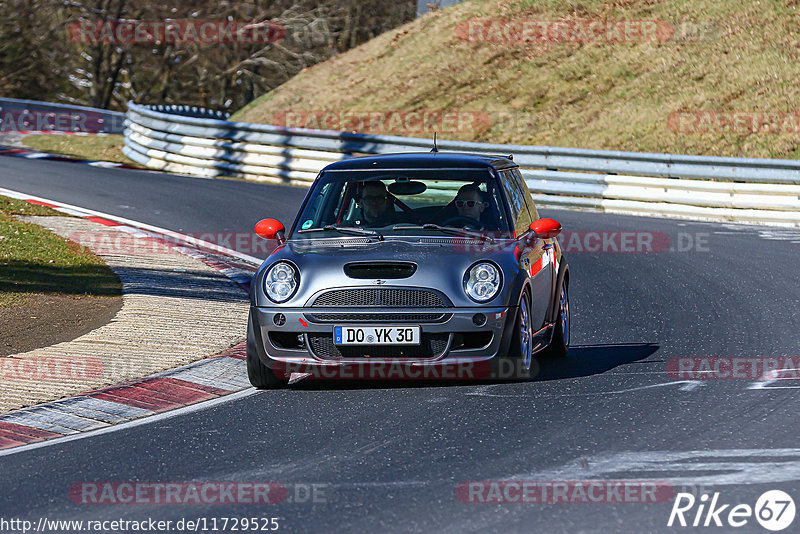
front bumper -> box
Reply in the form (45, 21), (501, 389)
(249, 305), (517, 378)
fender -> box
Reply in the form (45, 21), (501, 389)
(545, 260), (569, 325)
(496, 269), (532, 359)
(248, 308), (279, 369)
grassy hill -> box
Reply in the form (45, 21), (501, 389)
(232, 0), (800, 159)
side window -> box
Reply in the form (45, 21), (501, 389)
(298, 182), (345, 229)
(299, 182), (330, 228)
(499, 169), (533, 236)
(512, 168), (540, 221)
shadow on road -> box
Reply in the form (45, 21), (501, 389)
(283, 343), (661, 391)
(533, 342), (660, 381)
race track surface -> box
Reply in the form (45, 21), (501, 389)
(2, 156), (799, 533)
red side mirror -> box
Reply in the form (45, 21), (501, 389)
(254, 218), (286, 243)
(530, 218), (562, 239)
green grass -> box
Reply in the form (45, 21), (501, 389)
(23, 134), (141, 166)
(0, 196), (122, 307)
(0, 196), (63, 217)
(232, 0), (800, 159)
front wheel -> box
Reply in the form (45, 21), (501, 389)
(495, 290), (534, 380)
(541, 278), (570, 358)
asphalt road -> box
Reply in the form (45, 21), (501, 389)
(2, 155), (800, 533)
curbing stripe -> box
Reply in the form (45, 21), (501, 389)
(0, 191), (260, 451)
(25, 199), (57, 208)
(90, 390), (175, 413)
(0, 429), (42, 444)
(0, 389), (259, 457)
(0, 414), (78, 435)
(34, 407), (110, 430)
(132, 378), (220, 404)
(92, 392), (173, 413)
(48, 396), (155, 419)
(42, 404), (126, 425)
(138, 377), (228, 396)
(163, 358), (250, 391)
(0, 436), (28, 448)
(11, 407), (107, 432)
(0, 421), (62, 439)
(161, 377), (229, 395)
(86, 215), (122, 226)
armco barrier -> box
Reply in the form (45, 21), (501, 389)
(0, 98), (125, 134)
(123, 102), (800, 226)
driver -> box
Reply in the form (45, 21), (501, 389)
(358, 181), (403, 227)
(453, 184), (487, 227)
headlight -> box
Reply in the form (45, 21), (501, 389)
(264, 262), (299, 303)
(464, 262), (501, 302)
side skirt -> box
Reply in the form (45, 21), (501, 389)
(531, 323), (555, 354)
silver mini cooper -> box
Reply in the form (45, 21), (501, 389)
(247, 152), (569, 387)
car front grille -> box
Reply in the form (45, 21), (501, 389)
(306, 333), (450, 360)
(306, 313), (450, 323)
(311, 288), (449, 308)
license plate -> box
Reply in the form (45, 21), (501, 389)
(333, 325), (421, 345)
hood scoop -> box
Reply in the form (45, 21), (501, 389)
(344, 262), (417, 279)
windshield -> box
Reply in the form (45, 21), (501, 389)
(291, 168), (512, 239)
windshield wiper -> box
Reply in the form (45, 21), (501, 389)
(393, 224), (495, 244)
(298, 225), (384, 241)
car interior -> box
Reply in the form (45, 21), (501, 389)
(334, 179), (505, 230)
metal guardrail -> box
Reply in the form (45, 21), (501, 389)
(145, 105), (230, 120)
(0, 98), (125, 134)
(124, 102), (800, 226)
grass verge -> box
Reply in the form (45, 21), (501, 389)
(0, 196), (122, 308)
(22, 134), (143, 167)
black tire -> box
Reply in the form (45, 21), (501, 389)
(495, 290), (534, 380)
(541, 278), (570, 358)
(246, 312), (288, 389)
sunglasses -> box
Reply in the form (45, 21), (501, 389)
(455, 200), (487, 208)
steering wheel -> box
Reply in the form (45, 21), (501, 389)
(442, 215), (483, 230)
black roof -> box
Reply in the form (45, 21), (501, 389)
(321, 152), (517, 172)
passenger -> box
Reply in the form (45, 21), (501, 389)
(454, 184), (489, 227)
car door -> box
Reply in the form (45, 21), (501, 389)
(498, 169), (549, 330)
(512, 167), (555, 328)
